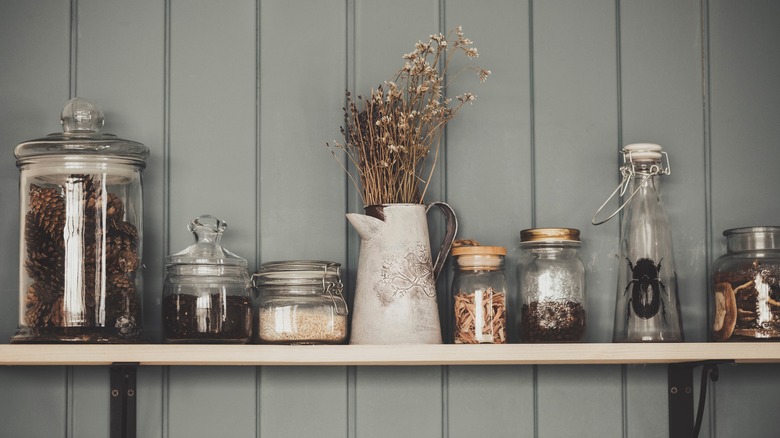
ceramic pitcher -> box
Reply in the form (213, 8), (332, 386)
(347, 202), (457, 344)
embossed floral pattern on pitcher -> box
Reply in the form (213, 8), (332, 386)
(347, 203), (457, 344)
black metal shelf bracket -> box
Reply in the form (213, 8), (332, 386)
(668, 360), (732, 438)
(110, 362), (139, 438)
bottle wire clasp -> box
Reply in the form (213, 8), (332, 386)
(591, 149), (671, 226)
(323, 264), (349, 316)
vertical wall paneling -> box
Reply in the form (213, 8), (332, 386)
(257, 1), (349, 436)
(258, 366), (348, 438)
(355, 366), (443, 437)
(444, 0), (533, 337)
(2, 2), (780, 437)
(618, 0), (708, 435)
(76, 0), (168, 341)
(447, 365), (534, 438)
(623, 364), (668, 438)
(166, 1), (257, 436)
(72, 1), (167, 435)
(167, 367), (257, 437)
(258, 0), (347, 264)
(532, 0), (623, 435)
(533, 0), (620, 344)
(709, 2), (780, 437)
(443, 2), (535, 436)
(0, 1), (71, 436)
(167, 0), (257, 259)
(709, 2), (780, 233)
(352, 2), (445, 437)
(713, 364), (777, 438)
(537, 365), (623, 437)
(619, 0), (707, 342)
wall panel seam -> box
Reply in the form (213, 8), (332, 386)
(67, 2), (78, 434)
(69, 0), (78, 98)
(528, 0), (536, 230)
(700, 0), (714, 436)
(614, 1), (626, 437)
(162, 0), (172, 435)
(346, 1), (357, 437)
(255, 2), (262, 437)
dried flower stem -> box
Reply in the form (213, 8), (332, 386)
(328, 26), (489, 206)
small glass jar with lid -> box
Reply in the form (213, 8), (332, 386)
(254, 261), (348, 344)
(517, 228), (586, 342)
(12, 98), (149, 343)
(711, 226), (780, 341)
(451, 244), (508, 344)
(163, 215), (253, 343)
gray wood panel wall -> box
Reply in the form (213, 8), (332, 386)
(0, 0), (778, 436)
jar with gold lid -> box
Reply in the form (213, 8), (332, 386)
(517, 228), (586, 342)
(451, 244), (508, 344)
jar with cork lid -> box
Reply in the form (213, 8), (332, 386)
(451, 242), (508, 344)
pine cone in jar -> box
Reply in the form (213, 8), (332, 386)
(49, 296), (65, 327)
(106, 273), (138, 320)
(28, 184), (66, 239)
(111, 220), (138, 244)
(24, 285), (44, 326)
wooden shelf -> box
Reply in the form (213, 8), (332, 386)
(1, 343), (780, 366)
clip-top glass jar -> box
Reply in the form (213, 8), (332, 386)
(711, 226), (780, 341)
(12, 98), (149, 342)
(254, 261), (348, 344)
(517, 228), (586, 342)
(163, 215), (253, 343)
(451, 244), (508, 344)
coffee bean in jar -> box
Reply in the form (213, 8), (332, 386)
(517, 228), (586, 342)
(162, 215), (254, 343)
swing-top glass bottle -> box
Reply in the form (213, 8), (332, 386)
(609, 143), (683, 342)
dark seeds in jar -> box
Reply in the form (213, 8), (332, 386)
(163, 293), (252, 342)
(520, 300), (586, 342)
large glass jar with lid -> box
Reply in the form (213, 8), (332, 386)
(451, 244), (508, 344)
(254, 261), (348, 344)
(517, 228), (586, 342)
(163, 215), (253, 343)
(711, 226), (780, 341)
(12, 98), (148, 343)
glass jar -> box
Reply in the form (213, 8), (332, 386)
(254, 261), (348, 344)
(12, 98), (148, 343)
(163, 215), (253, 343)
(517, 228), (586, 342)
(451, 245), (508, 344)
(711, 226), (780, 341)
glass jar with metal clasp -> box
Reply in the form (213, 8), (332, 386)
(253, 261), (349, 344)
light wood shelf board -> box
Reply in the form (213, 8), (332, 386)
(1, 343), (779, 366)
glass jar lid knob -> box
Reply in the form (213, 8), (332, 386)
(61, 97), (105, 135)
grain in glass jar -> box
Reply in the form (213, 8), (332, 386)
(451, 244), (508, 344)
(711, 226), (780, 341)
(254, 261), (348, 344)
(517, 228), (586, 342)
(12, 98), (148, 343)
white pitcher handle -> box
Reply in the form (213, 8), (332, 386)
(426, 202), (458, 281)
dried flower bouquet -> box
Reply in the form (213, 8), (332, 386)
(329, 26), (489, 206)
